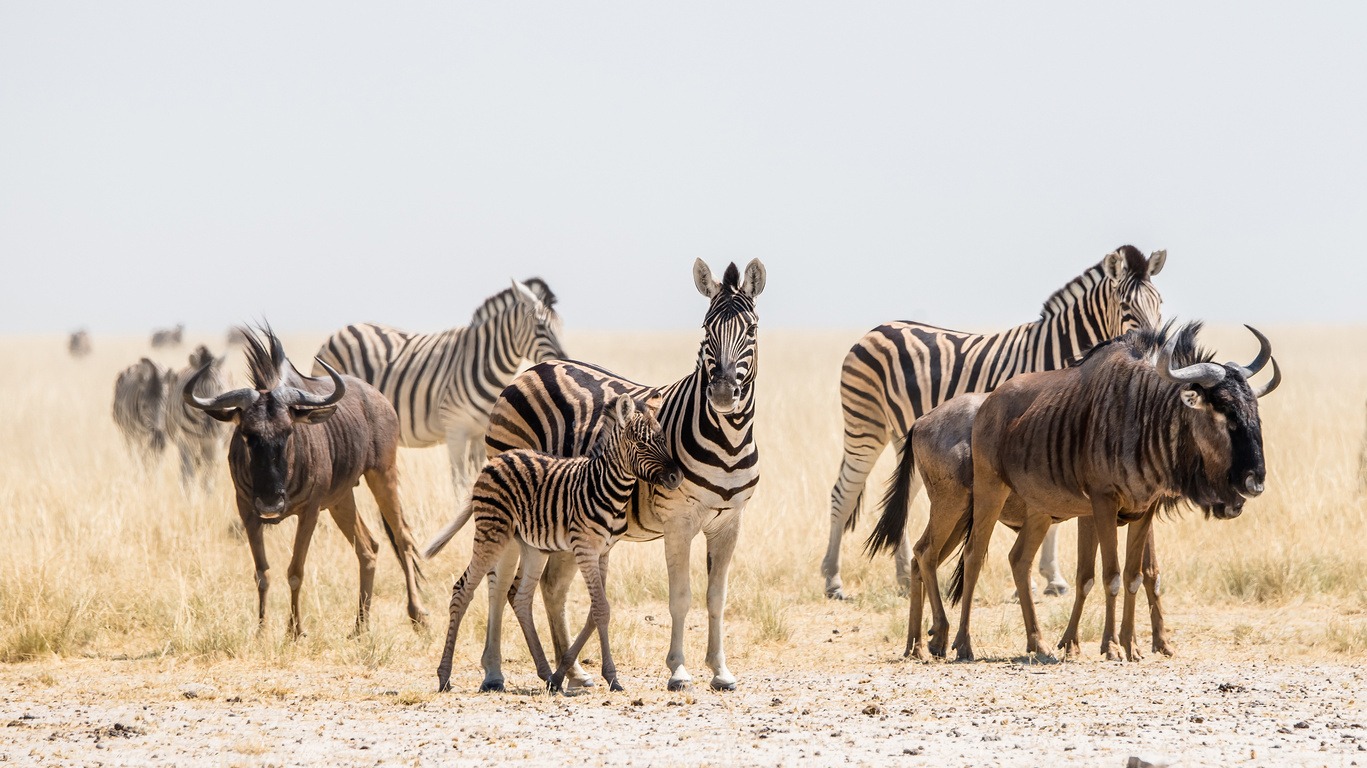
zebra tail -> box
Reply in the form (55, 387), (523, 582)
(862, 436), (915, 556)
(421, 504), (476, 560)
(947, 502), (975, 607)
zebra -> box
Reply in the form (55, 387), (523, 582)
(112, 357), (169, 465)
(480, 259), (764, 692)
(425, 394), (683, 694)
(163, 345), (230, 489)
(823, 245), (1166, 600)
(151, 324), (184, 348)
(68, 330), (92, 358)
(313, 278), (564, 491)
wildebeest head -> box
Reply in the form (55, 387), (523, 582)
(605, 395), (683, 491)
(1156, 323), (1281, 520)
(1101, 245), (1166, 332)
(182, 329), (346, 519)
(509, 278), (566, 363)
(693, 259), (766, 414)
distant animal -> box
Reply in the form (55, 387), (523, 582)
(163, 345), (230, 489)
(481, 259), (764, 693)
(68, 330), (92, 358)
(181, 327), (428, 636)
(151, 324), (185, 348)
(940, 322), (1277, 662)
(425, 394), (683, 694)
(226, 327), (248, 347)
(313, 278), (564, 491)
(826, 245), (1167, 601)
(112, 358), (169, 464)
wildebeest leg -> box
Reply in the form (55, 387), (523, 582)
(1038, 525), (1070, 596)
(1057, 516), (1096, 659)
(953, 471), (1010, 662)
(286, 508), (321, 639)
(438, 516), (514, 693)
(1118, 510), (1156, 662)
(912, 485), (970, 660)
(537, 552), (595, 688)
(328, 492), (378, 636)
(702, 514), (739, 691)
(510, 545), (553, 683)
(244, 514), (270, 630)
(479, 544), (521, 692)
(364, 465), (429, 628)
(1007, 512), (1053, 656)
(1142, 526), (1173, 656)
(1089, 495), (1123, 661)
(823, 430), (890, 600)
(663, 518), (701, 691)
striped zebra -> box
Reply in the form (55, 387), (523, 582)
(479, 259), (764, 693)
(425, 395), (683, 693)
(164, 345), (230, 489)
(313, 278), (565, 490)
(824, 245), (1166, 600)
(112, 357), (169, 465)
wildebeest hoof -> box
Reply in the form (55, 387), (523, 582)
(479, 680), (505, 693)
(547, 674), (567, 695)
(608, 679), (625, 693)
(437, 678), (452, 693)
(1153, 639), (1176, 657)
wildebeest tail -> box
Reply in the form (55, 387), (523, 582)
(947, 501), (974, 606)
(421, 503), (476, 560)
(381, 516), (425, 586)
(863, 435), (916, 556)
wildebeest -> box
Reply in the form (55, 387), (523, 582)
(182, 327), (428, 636)
(163, 345), (230, 489)
(112, 358), (169, 464)
(151, 324), (185, 348)
(934, 323), (1278, 661)
(68, 330), (92, 358)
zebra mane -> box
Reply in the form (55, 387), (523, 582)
(239, 324), (289, 390)
(470, 278), (560, 326)
(522, 277), (558, 308)
(1039, 263), (1107, 320)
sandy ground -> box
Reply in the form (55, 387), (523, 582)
(3, 655), (1364, 767)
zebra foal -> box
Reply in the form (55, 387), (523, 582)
(426, 395), (683, 693)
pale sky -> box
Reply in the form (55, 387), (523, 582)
(2, 3), (1364, 334)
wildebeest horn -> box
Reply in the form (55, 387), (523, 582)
(284, 359), (347, 409)
(1157, 336), (1227, 388)
(1228, 325), (1272, 378)
(1252, 357), (1281, 398)
(182, 364), (259, 412)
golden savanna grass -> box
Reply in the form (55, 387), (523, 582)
(1, 325), (1366, 683)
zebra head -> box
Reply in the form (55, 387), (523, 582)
(1156, 323), (1280, 520)
(183, 330), (347, 519)
(510, 278), (566, 363)
(693, 259), (766, 414)
(609, 395), (683, 490)
(1101, 245), (1166, 333)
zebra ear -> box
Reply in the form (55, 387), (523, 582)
(510, 280), (543, 309)
(741, 259), (766, 298)
(1147, 250), (1167, 277)
(612, 394), (637, 425)
(693, 259), (720, 298)
(1102, 250), (1127, 281)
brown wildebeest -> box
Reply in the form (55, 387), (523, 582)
(934, 322), (1278, 661)
(182, 327), (428, 637)
(69, 330), (92, 357)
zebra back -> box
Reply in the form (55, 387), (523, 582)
(165, 346), (229, 450)
(113, 358), (169, 455)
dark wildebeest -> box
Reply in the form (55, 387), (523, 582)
(928, 323), (1278, 662)
(182, 327), (428, 636)
(69, 330), (92, 358)
(163, 345), (230, 489)
(151, 324), (184, 348)
(113, 357), (169, 464)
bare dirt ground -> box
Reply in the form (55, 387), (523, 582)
(3, 653), (1364, 767)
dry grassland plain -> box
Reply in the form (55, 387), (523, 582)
(1, 327), (1365, 766)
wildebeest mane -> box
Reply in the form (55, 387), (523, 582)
(239, 325), (288, 390)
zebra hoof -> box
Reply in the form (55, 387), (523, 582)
(825, 587), (850, 601)
(478, 680), (505, 693)
(1043, 582), (1070, 597)
(666, 679), (690, 692)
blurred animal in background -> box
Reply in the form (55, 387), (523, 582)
(163, 345), (230, 490)
(226, 327), (247, 347)
(68, 330), (92, 358)
(182, 326), (428, 637)
(112, 358), (169, 465)
(151, 324), (184, 348)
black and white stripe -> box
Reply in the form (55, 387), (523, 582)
(164, 345), (230, 489)
(313, 279), (565, 488)
(823, 245), (1166, 599)
(112, 357), (169, 464)
(480, 259), (765, 693)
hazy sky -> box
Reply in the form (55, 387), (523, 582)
(2, 3), (1364, 334)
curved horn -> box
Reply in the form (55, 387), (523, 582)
(1252, 356), (1281, 398)
(286, 359), (347, 409)
(181, 364), (258, 412)
(1228, 325), (1272, 378)
(1156, 335), (1227, 388)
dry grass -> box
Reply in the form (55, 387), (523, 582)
(1, 326), (1366, 679)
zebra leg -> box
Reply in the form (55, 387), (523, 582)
(444, 427), (480, 496)
(578, 549), (621, 692)
(176, 443), (196, 491)
(364, 464), (429, 628)
(539, 551), (595, 688)
(1038, 524), (1071, 596)
(703, 514), (740, 691)
(663, 521), (699, 691)
(479, 543), (521, 692)
(328, 493), (378, 636)
(891, 469), (924, 596)
(1057, 516), (1096, 659)
(439, 519), (513, 693)
(822, 435), (889, 600)
(285, 508), (321, 640)
(511, 545), (554, 683)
